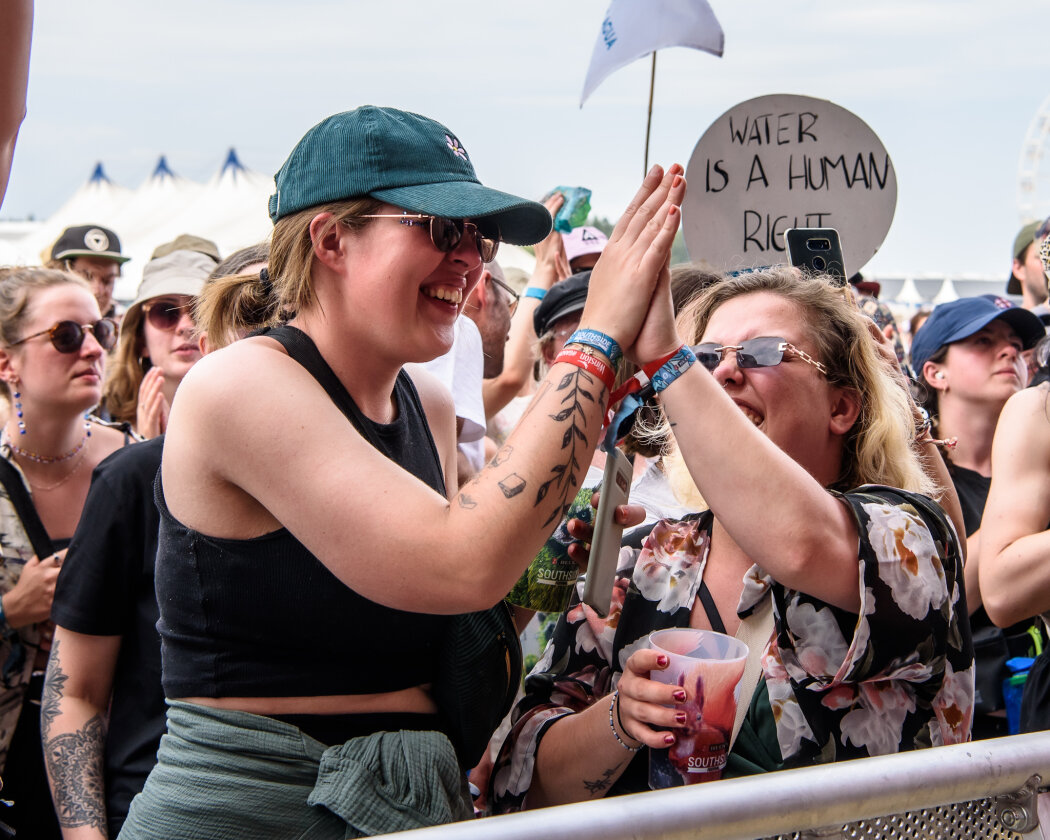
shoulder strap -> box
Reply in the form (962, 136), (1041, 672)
(730, 592), (774, 751)
(697, 581), (727, 635)
(0, 457), (54, 559)
(264, 325), (383, 449)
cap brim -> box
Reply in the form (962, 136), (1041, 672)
(53, 249), (131, 265)
(370, 181), (552, 246)
(947, 307), (1046, 350)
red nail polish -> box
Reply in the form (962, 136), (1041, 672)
(675, 712), (687, 725)
(673, 689), (686, 702)
(664, 733), (676, 746)
(657, 655), (668, 667)
(672, 175), (683, 188)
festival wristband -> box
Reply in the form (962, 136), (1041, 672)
(523, 287), (547, 301)
(567, 328), (623, 367)
(650, 345), (697, 393)
(554, 348), (615, 393)
(606, 346), (684, 408)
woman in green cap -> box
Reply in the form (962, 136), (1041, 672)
(116, 106), (685, 838)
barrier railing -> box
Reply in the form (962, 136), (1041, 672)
(384, 733), (1050, 840)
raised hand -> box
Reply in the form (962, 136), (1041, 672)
(136, 366), (169, 439)
(578, 165), (685, 353)
(532, 193), (572, 287)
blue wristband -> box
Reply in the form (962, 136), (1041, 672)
(651, 345), (697, 393)
(523, 287), (547, 301)
(567, 329), (622, 366)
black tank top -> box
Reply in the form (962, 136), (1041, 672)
(155, 326), (451, 698)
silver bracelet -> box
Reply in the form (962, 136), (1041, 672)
(608, 689), (643, 752)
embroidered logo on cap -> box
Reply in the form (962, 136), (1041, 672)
(992, 296), (1013, 310)
(83, 229), (111, 252)
(445, 135), (467, 161)
(580, 229), (603, 243)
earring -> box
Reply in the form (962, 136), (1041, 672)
(934, 372), (945, 380)
(12, 388), (24, 435)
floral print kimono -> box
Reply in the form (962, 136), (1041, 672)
(492, 485), (975, 811)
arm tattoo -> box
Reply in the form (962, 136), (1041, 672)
(491, 445), (512, 467)
(45, 718), (108, 830)
(535, 369), (599, 527)
(458, 493), (478, 509)
(41, 638), (66, 735)
(41, 638), (109, 831)
(582, 767), (619, 795)
(498, 473), (526, 498)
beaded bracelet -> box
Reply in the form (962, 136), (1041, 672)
(609, 690), (643, 752)
(555, 347), (615, 393)
(650, 345), (698, 393)
(523, 287), (547, 301)
(567, 328), (623, 367)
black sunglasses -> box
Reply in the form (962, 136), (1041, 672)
(694, 336), (827, 375)
(11, 318), (117, 354)
(360, 213), (500, 262)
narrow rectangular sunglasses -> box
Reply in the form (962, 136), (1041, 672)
(11, 318), (117, 353)
(360, 212), (499, 262)
(694, 336), (827, 375)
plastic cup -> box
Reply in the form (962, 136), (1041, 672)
(647, 628), (748, 788)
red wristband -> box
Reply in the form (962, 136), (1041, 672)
(554, 348), (615, 393)
(606, 345), (686, 409)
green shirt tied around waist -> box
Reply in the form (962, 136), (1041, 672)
(117, 701), (474, 839)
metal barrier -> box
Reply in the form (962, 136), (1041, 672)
(384, 733), (1050, 840)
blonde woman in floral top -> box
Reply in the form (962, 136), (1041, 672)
(493, 267), (974, 811)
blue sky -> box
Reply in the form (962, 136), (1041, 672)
(4, 0), (1050, 277)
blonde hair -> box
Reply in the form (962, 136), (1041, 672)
(0, 267), (92, 400)
(195, 198), (382, 347)
(662, 266), (935, 498)
(192, 242), (272, 351)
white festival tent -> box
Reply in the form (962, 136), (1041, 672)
(15, 163), (133, 267)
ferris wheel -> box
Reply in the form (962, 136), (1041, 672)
(1018, 94), (1050, 222)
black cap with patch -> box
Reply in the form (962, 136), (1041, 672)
(51, 224), (130, 264)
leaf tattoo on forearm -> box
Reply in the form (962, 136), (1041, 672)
(535, 368), (599, 526)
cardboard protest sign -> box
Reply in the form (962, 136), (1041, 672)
(682, 94), (896, 274)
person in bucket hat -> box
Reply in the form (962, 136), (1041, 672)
(116, 106), (685, 838)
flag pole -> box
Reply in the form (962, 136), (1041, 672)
(643, 51), (657, 177)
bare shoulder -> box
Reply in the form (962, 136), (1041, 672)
(404, 364), (456, 427)
(996, 384), (1050, 458)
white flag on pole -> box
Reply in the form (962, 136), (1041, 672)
(580, 0), (724, 106)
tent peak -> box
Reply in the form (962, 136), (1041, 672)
(152, 155), (177, 180)
(88, 162), (111, 184)
(221, 147), (246, 175)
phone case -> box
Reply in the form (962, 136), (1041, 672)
(785, 228), (847, 286)
(582, 447), (633, 617)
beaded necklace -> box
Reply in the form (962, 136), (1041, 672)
(4, 422), (91, 464)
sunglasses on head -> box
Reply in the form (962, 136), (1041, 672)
(360, 212), (500, 262)
(11, 318), (117, 354)
(694, 336), (827, 375)
(142, 298), (193, 331)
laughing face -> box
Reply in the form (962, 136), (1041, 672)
(699, 291), (853, 484)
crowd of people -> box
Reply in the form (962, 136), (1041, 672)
(0, 102), (1046, 838)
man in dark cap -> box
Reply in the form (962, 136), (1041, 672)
(1007, 220), (1050, 321)
(48, 224), (130, 321)
(533, 270), (591, 372)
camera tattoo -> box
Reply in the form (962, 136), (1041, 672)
(536, 368), (599, 527)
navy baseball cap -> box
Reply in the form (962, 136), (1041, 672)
(269, 106), (551, 246)
(910, 294), (1045, 374)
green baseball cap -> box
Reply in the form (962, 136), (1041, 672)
(268, 106), (551, 246)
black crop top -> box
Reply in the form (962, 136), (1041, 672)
(155, 326), (451, 699)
